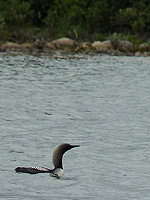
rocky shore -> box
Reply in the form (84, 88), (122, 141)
(1, 37), (150, 56)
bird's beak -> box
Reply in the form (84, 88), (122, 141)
(71, 145), (80, 148)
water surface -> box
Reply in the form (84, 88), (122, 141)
(0, 54), (150, 200)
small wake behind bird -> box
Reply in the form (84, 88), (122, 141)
(15, 143), (80, 178)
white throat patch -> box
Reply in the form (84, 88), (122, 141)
(50, 168), (64, 178)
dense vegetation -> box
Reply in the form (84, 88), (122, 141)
(0, 0), (150, 43)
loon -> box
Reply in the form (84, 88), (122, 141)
(15, 143), (80, 178)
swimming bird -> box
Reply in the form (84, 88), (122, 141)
(15, 143), (80, 178)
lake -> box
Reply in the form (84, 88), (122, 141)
(0, 53), (150, 200)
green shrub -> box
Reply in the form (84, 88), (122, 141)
(0, 0), (32, 26)
(92, 33), (106, 41)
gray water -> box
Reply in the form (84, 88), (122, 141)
(0, 54), (150, 200)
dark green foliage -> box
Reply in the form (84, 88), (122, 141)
(0, 0), (32, 25)
(0, 0), (150, 42)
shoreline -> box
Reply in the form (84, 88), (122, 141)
(0, 37), (150, 57)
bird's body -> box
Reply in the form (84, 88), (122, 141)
(15, 143), (80, 178)
(15, 167), (53, 174)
